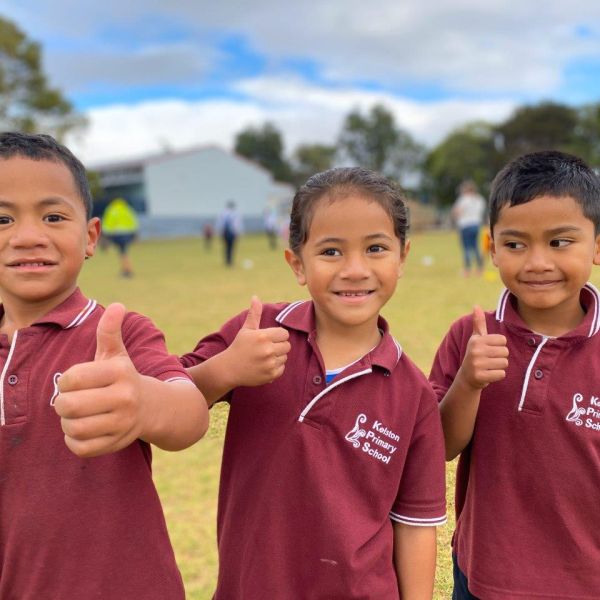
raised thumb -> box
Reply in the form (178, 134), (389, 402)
(95, 303), (128, 360)
(472, 305), (488, 337)
(242, 295), (262, 330)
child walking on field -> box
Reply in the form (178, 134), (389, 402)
(182, 167), (447, 599)
(430, 151), (600, 599)
(0, 132), (208, 598)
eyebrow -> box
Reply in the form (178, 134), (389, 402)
(0, 197), (72, 209)
(314, 233), (394, 245)
(497, 226), (584, 237)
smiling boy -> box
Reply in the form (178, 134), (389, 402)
(0, 132), (208, 598)
(430, 150), (600, 599)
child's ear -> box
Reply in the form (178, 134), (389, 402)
(85, 217), (101, 258)
(593, 234), (600, 266)
(285, 248), (306, 286)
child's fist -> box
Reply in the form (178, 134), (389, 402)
(458, 306), (509, 390)
(54, 303), (144, 458)
(227, 296), (291, 387)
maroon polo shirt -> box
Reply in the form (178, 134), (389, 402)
(182, 300), (446, 599)
(0, 288), (189, 599)
(430, 283), (600, 599)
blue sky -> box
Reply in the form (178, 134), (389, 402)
(3, 1), (600, 164)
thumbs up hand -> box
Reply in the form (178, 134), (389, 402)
(54, 303), (145, 458)
(226, 296), (291, 387)
(457, 306), (509, 390)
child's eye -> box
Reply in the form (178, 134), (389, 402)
(505, 241), (525, 250)
(0, 215), (13, 225)
(367, 244), (387, 253)
(44, 214), (65, 223)
(550, 239), (571, 248)
(321, 248), (341, 257)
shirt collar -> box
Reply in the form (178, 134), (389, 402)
(5, 288), (100, 330)
(494, 282), (600, 339)
(275, 300), (403, 373)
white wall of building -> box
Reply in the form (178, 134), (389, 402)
(145, 147), (286, 218)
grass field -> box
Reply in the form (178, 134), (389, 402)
(77, 229), (600, 599)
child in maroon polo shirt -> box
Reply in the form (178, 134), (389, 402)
(0, 132), (209, 599)
(182, 167), (447, 599)
(430, 150), (600, 599)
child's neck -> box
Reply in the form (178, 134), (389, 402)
(517, 297), (586, 338)
(314, 319), (382, 370)
(0, 290), (74, 340)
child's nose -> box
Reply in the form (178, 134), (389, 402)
(524, 247), (553, 271)
(10, 222), (49, 247)
(341, 254), (370, 279)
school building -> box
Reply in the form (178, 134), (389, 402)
(92, 146), (295, 238)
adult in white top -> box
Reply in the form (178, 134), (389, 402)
(452, 180), (486, 276)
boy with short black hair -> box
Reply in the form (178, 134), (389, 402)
(183, 167), (447, 599)
(0, 131), (208, 598)
(430, 150), (600, 599)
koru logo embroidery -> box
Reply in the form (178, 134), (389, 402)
(565, 392), (600, 432)
(49, 372), (62, 406)
(344, 413), (400, 464)
(345, 414), (367, 447)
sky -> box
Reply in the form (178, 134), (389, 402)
(3, 1), (600, 166)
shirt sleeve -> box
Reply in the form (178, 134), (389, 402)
(390, 384), (447, 527)
(179, 310), (247, 368)
(429, 317), (468, 403)
(121, 312), (192, 383)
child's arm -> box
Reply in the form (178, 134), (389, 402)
(439, 306), (508, 460)
(393, 523), (436, 599)
(186, 297), (291, 406)
(54, 303), (209, 458)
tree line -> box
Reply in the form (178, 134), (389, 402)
(3, 14), (600, 207)
(235, 101), (600, 206)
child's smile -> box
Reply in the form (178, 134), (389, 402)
(286, 194), (407, 337)
(491, 194), (600, 335)
(0, 157), (99, 325)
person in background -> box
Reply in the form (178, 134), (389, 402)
(217, 200), (242, 267)
(452, 180), (486, 277)
(202, 222), (214, 251)
(264, 206), (279, 249)
(102, 197), (139, 277)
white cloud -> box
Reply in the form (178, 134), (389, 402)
(49, 43), (218, 92)
(5, 0), (600, 96)
(68, 79), (516, 166)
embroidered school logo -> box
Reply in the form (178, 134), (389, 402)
(345, 414), (367, 447)
(565, 392), (600, 432)
(345, 414), (400, 464)
(49, 372), (62, 406)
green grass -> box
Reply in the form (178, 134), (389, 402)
(78, 231), (600, 599)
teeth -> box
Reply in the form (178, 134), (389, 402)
(14, 262), (48, 267)
(339, 291), (369, 296)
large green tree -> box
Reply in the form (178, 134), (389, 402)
(234, 122), (293, 183)
(424, 121), (498, 206)
(573, 103), (600, 167)
(338, 104), (424, 184)
(495, 101), (578, 161)
(0, 16), (85, 138)
(292, 143), (337, 186)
